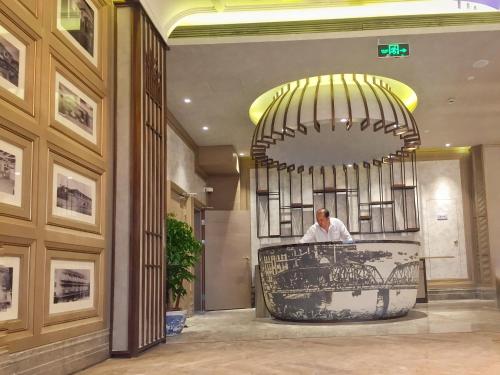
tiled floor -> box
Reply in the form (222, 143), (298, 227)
(80, 300), (500, 374)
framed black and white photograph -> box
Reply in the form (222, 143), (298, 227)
(55, 73), (97, 145)
(52, 163), (96, 225)
(0, 138), (23, 207)
(57, 0), (98, 65)
(49, 259), (94, 314)
(0, 24), (26, 99)
(0, 256), (20, 322)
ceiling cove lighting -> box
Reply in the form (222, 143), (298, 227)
(173, 1), (497, 31)
(249, 73), (421, 169)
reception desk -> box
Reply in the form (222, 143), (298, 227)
(258, 240), (420, 322)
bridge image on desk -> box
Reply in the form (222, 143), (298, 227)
(271, 261), (420, 294)
(259, 242), (421, 321)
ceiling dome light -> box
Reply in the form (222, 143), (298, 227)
(473, 59), (489, 69)
(249, 73), (421, 169)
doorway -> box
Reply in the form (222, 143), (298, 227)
(204, 210), (252, 311)
(194, 208), (205, 312)
(424, 198), (467, 280)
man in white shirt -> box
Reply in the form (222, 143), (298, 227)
(300, 208), (353, 243)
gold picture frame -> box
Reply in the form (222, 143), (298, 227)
(0, 125), (33, 220)
(0, 11), (37, 116)
(0, 242), (31, 332)
(54, 0), (100, 68)
(47, 151), (102, 234)
(44, 247), (101, 326)
(16, 0), (40, 19)
(50, 57), (103, 154)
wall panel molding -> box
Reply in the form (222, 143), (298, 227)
(0, 0), (114, 367)
(471, 146), (493, 286)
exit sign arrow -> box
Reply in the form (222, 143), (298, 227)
(378, 43), (410, 58)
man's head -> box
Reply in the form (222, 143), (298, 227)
(316, 208), (330, 230)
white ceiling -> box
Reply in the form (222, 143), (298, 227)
(166, 29), (500, 155)
(140, 0), (499, 39)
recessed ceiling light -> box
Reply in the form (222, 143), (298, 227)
(340, 118), (348, 123)
(473, 59), (489, 69)
(202, 126), (209, 131)
(239, 153), (245, 156)
(467, 76), (475, 81)
(445, 143), (451, 147)
(184, 98), (192, 103)
(448, 98), (456, 104)
(347, 164), (353, 167)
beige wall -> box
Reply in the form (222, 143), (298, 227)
(167, 124), (207, 205)
(207, 157), (251, 211)
(417, 160), (469, 282)
(166, 123), (207, 313)
(482, 145), (500, 303)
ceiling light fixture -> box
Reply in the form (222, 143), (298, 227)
(239, 153), (245, 156)
(445, 143), (451, 147)
(202, 126), (209, 131)
(448, 98), (456, 104)
(250, 73), (420, 169)
(184, 98), (192, 103)
(473, 59), (489, 69)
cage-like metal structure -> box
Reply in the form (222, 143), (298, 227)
(251, 74), (421, 238)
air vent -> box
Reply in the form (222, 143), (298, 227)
(170, 12), (500, 39)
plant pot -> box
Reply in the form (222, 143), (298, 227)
(166, 310), (187, 336)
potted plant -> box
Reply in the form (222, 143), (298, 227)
(165, 214), (203, 336)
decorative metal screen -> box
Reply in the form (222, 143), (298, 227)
(255, 152), (419, 238)
(130, 8), (167, 351)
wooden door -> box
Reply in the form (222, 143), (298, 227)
(205, 211), (252, 310)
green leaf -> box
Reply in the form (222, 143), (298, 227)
(165, 214), (203, 308)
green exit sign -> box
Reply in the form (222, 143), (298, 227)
(378, 43), (410, 58)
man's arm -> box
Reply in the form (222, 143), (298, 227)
(338, 220), (353, 242)
(300, 225), (316, 243)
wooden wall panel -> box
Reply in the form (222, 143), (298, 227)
(112, 1), (166, 355)
(0, 0), (113, 354)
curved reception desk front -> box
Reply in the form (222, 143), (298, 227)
(258, 241), (420, 322)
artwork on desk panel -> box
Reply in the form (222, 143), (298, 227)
(259, 242), (420, 321)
